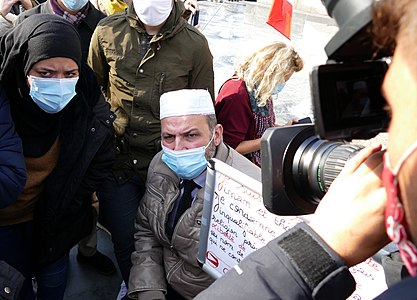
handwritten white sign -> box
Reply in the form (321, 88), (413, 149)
(348, 258), (388, 300)
(204, 171), (303, 275)
(200, 159), (388, 299)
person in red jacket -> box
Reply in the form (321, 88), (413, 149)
(215, 41), (303, 167)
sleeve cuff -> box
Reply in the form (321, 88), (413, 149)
(271, 223), (356, 299)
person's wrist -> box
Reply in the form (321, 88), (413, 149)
(309, 221), (336, 247)
(273, 222), (355, 299)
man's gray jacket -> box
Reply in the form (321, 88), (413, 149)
(128, 142), (261, 300)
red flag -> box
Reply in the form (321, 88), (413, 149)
(266, 0), (293, 40)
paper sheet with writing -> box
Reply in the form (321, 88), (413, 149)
(198, 159), (387, 300)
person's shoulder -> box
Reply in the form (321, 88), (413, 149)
(222, 78), (246, 91)
(146, 151), (179, 185)
(148, 152), (167, 175)
(15, 1), (45, 23)
(94, 11), (130, 39)
(183, 22), (203, 35)
(97, 11), (127, 27)
(187, 25), (208, 41)
(217, 79), (248, 102)
(177, 21), (209, 45)
(229, 148), (261, 181)
(216, 143), (261, 181)
(86, 3), (106, 22)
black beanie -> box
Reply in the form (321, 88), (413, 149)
(0, 14), (82, 79)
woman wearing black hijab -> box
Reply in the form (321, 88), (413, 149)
(0, 14), (115, 299)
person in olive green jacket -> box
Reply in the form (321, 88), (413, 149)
(88, 0), (214, 286)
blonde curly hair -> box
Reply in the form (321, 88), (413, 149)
(235, 41), (304, 106)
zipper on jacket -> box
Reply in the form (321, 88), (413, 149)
(158, 73), (165, 94)
(170, 187), (204, 246)
(147, 183), (166, 204)
(170, 206), (191, 246)
(146, 173), (180, 245)
(164, 186), (180, 245)
(166, 258), (184, 284)
(140, 48), (154, 66)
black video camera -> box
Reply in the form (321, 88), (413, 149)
(261, 0), (392, 215)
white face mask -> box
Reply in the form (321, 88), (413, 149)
(134, 0), (172, 27)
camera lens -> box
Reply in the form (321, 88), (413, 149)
(262, 125), (365, 215)
(292, 136), (363, 205)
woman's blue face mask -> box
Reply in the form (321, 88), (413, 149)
(272, 83), (286, 95)
(27, 75), (78, 114)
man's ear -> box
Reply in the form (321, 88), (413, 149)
(214, 124), (223, 146)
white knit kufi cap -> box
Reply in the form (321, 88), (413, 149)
(160, 89), (214, 120)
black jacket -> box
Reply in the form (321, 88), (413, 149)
(376, 276), (417, 300)
(0, 85), (26, 209)
(30, 65), (115, 269)
(16, 1), (105, 62)
(196, 222), (356, 300)
(196, 222), (417, 299)
(0, 261), (24, 300)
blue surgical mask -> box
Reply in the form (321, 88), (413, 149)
(61, 0), (88, 11)
(161, 132), (214, 180)
(28, 75), (78, 114)
(272, 83), (286, 95)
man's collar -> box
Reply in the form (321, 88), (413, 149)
(193, 171), (206, 188)
(49, 0), (89, 26)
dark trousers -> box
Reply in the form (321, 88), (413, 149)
(35, 254), (69, 300)
(97, 173), (146, 286)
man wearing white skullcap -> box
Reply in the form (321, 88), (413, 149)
(128, 89), (260, 300)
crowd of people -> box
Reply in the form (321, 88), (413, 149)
(0, 0), (417, 299)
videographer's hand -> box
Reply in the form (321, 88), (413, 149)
(309, 143), (389, 267)
(183, 0), (198, 14)
(19, 0), (33, 10)
(0, 0), (19, 16)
